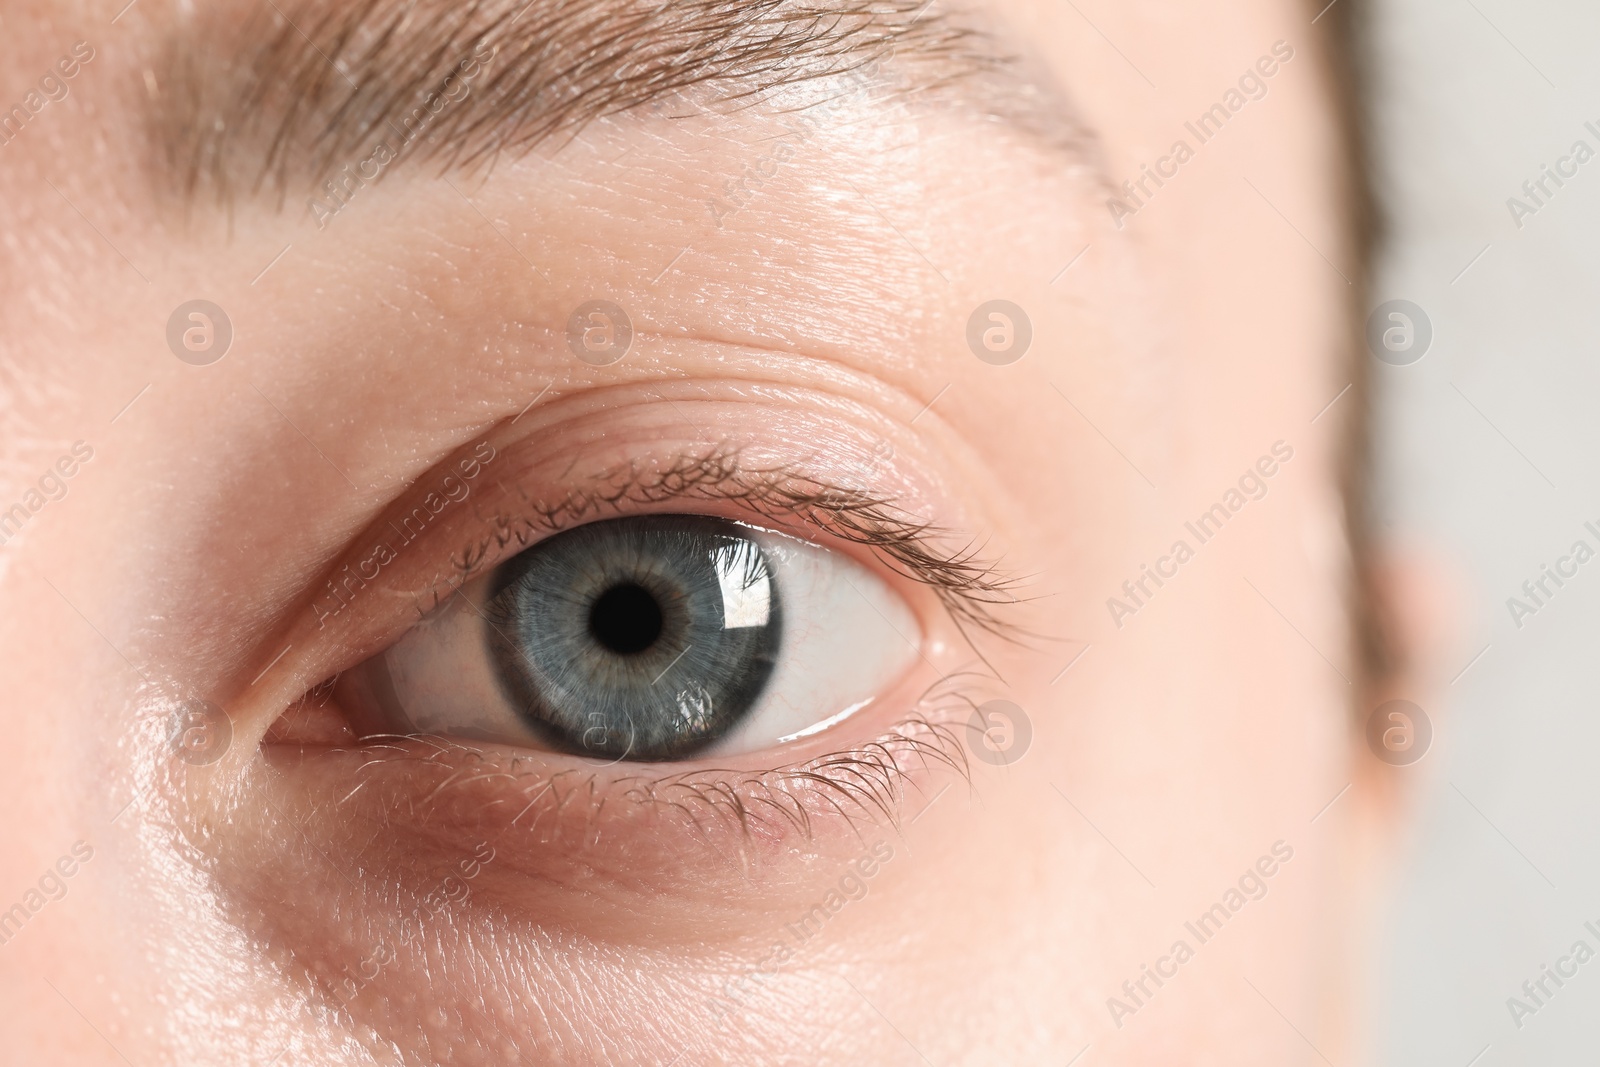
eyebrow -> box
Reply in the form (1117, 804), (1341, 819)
(150, 0), (1085, 207)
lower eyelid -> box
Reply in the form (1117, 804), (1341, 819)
(263, 685), (973, 890)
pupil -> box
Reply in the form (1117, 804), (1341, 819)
(588, 582), (664, 655)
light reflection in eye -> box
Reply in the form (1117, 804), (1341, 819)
(674, 682), (717, 735)
(777, 697), (876, 744)
(714, 540), (773, 629)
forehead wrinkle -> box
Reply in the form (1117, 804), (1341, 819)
(147, 0), (1091, 209)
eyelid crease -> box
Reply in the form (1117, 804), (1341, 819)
(436, 445), (1036, 651)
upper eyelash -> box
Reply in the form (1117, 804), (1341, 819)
(438, 445), (1034, 648)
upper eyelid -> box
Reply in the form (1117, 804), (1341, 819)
(432, 445), (1029, 648)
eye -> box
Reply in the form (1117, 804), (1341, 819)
(336, 514), (921, 761)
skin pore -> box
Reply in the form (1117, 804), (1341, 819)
(0, 0), (1386, 1064)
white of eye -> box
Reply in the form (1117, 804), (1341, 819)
(704, 529), (920, 755)
(346, 524), (922, 758)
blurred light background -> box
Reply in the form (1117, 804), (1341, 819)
(1364, 0), (1600, 1062)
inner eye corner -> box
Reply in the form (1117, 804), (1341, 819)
(263, 673), (356, 747)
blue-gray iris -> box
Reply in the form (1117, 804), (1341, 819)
(485, 515), (782, 761)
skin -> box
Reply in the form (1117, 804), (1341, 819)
(0, 0), (1414, 1063)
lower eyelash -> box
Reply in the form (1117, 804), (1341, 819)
(320, 670), (984, 846)
(618, 709), (971, 841)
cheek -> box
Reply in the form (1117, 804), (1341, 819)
(219, 741), (970, 1061)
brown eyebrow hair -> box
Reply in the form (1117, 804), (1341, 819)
(152, 0), (1079, 208)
